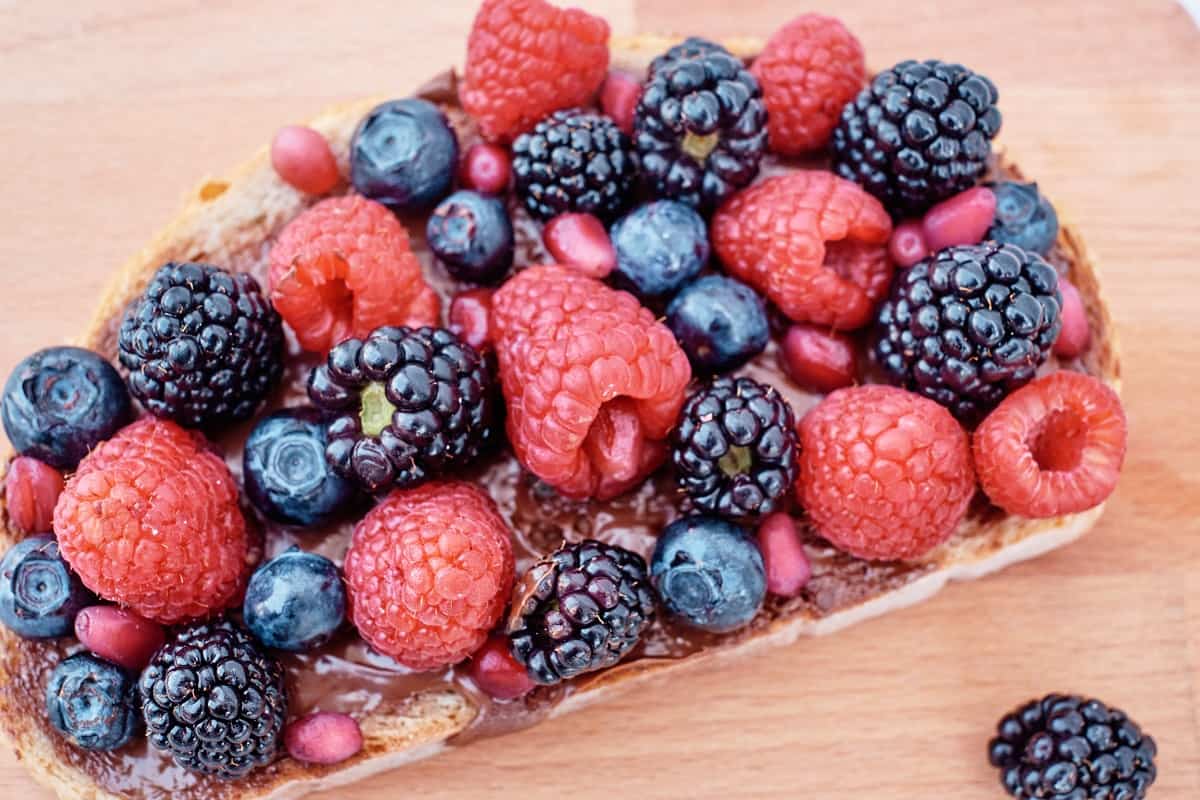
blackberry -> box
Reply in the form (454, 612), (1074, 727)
(307, 326), (495, 493)
(634, 41), (767, 210)
(507, 540), (655, 685)
(140, 619), (287, 779)
(874, 242), (1061, 424)
(831, 59), (1001, 217)
(511, 109), (636, 221)
(988, 694), (1157, 800)
(118, 262), (284, 430)
(671, 376), (797, 521)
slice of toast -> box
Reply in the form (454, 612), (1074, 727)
(0, 35), (1121, 800)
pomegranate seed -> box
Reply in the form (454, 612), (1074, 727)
(285, 712), (364, 765)
(1053, 277), (1090, 358)
(600, 70), (643, 136)
(543, 213), (617, 279)
(270, 125), (340, 195)
(448, 288), (494, 351)
(921, 186), (996, 253)
(757, 513), (811, 598)
(779, 323), (857, 393)
(467, 633), (535, 701)
(458, 143), (512, 196)
(74, 606), (165, 671)
(888, 220), (929, 267)
(5, 457), (64, 534)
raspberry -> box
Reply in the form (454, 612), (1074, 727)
(973, 372), (1125, 518)
(53, 418), (248, 624)
(269, 196), (440, 353)
(751, 14), (866, 154)
(798, 385), (975, 560)
(343, 482), (514, 670)
(712, 171), (893, 330)
(460, 0), (610, 144)
(491, 266), (692, 500)
(5, 456), (63, 533)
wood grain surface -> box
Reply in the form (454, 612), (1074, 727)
(1, 1), (1198, 797)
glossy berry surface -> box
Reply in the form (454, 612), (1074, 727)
(651, 515), (766, 633)
(756, 513), (811, 598)
(921, 185), (996, 252)
(0, 535), (93, 639)
(46, 653), (139, 751)
(426, 190), (514, 285)
(2, 347), (131, 469)
(74, 605), (165, 672)
(667, 275), (769, 374)
(542, 213), (617, 279)
(243, 548), (346, 652)
(1053, 278), (1090, 358)
(4, 456), (64, 533)
(270, 125), (340, 195)
(987, 181), (1059, 256)
(467, 633), (537, 701)
(779, 323), (858, 394)
(889, 220), (929, 268)
(350, 98), (458, 213)
(285, 712), (363, 766)
(611, 200), (710, 299)
(244, 409), (355, 527)
(458, 142), (512, 195)
(448, 288), (494, 352)
(600, 70), (642, 136)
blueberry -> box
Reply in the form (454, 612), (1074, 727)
(243, 409), (356, 526)
(243, 547), (345, 651)
(650, 515), (766, 633)
(45, 653), (139, 751)
(666, 275), (769, 373)
(426, 190), (514, 285)
(0, 535), (93, 639)
(2, 347), (131, 469)
(350, 98), (459, 213)
(986, 181), (1059, 256)
(610, 200), (710, 298)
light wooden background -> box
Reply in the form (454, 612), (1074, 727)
(1, 1), (1198, 797)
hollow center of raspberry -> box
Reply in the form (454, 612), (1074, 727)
(718, 446), (752, 477)
(1030, 408), (1088, 472)
(681, 131), (719, 163)
(583, 398), (645, 482)
(359, 382), (395, 438)
(314, 276), (354, 335)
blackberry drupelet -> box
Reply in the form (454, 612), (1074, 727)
(874, 242), (1061, 424)
(140, 620), (287, 780)
(634, 41), (768, 210)
(507, 540), (655, 685)
(307, 326), (495, 493)
(832, 59), (1001, 217)
(118, 262), (284, 430)
(511, 109), (636, 221)
(671, 376), (797, 521)
(988, 694), (1157, 800)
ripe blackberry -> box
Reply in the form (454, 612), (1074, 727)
(118, 262), (284, 429)
(671, 376), (797, 522)
(507, 540), (655, 685)
(511, 109), (636, 221)
(832, 59), (1001, 217)
(634, 41), (768, 210)
(874, 242), (1061, 424)
(988, 694), (1157, 800)
(307, 326), (495, 493)
(140, 619), (287, 779)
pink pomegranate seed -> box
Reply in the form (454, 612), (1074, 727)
(921, 186), (996, 253)
(779, 323), (858, 394)
(543, 213), (617, 279)
(1053, 277), (1090, 358)
(600, 70), (643, 136)
(467, 633), (535, 701)
(285, 712), (364, 765)
(449, 288), (494, 351)
(889, 220), (929, 267)
(757, 513), (811, 598)
(270, 125), (340, 195)
(74, 606), (165, 671)
(5, 456), (63, 534)
(459, 143), (512, 196)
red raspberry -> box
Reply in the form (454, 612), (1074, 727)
(270, 125), (341, 195)
(269, 196), (440, 352)
(712, 171), (893, 330)
(798, 385), (975, 561)
(53, 418), (248, 624)
(752, 14), (866, 154)
(5, 456), (64, 533)
(460, 0), (610, 144)
(973, 372), (1125, 518)
(344, 482), (514, 671)
(492, 266), (691, 499)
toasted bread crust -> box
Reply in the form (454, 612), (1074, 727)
(0, 35), (1120, 800)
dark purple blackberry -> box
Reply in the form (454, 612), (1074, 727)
(634, 42), (767, 210)
(507, 540), (655, 685)
(511, 109), (636, 221)
(831, 59), (1001, 217)
(671, 376), (796, 522)
(874, 242), (1061, 424)
(118, 262), (283, 430)
(989, 694), (1157, 800)
(140, 620), (287, 780)
(307, 326), (495, 493)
